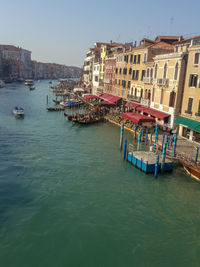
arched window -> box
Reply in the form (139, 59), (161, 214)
(154, 64), (158, 79)
(147, 69), (150, 77)
(150, 68), (153, 78)
(152, 88), (155, 102)
(169, 91), (176, 107)
(160, 89), (164, 104)
(145, 89), (148, 99)
(135, 88), (137, 96)
(148, 90), (151, 100)
(163, 63), (167, 79)
(174, 63), (178, 80)
(140, 89), (143, 98)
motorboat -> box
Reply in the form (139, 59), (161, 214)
(25, 80), (34, 86)
(0, 80), (5, 88)
(29, 86), (35, 90)
(12, 106), (24, 117)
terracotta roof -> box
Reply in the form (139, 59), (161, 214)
(174, 35), (200, 45)
(148, 41), (174, 50)
(0, 45), (19, 51)
(155, 36), (182, 42)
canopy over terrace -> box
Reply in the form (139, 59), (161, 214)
(122, 112), (156, 125)
(136, 106), (169, 120)
(83, 94), (100, 101)
(99, 93), (122, 106)
(125, 101), (141, 110)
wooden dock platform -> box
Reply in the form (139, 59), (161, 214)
(127, 151), (173, 173)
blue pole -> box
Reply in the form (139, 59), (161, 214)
(172, 133), (177, 157)
(123, 138), (127, 160)
(145, 128), (149, 145)
(142, 126), (144, 142)
(154, 154), (159, 179)
(137, 130), (142, 151)
(195, 147), (199, 163)
(120, 123), (124, 150)
(161, 142), (167, 172)
(162, 134), (165, 150)
(150, 129), (153, 145)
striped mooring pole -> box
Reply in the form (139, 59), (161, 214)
(154, 154), (159, 179)
(154, 125), (158, 151)
(172, 133), (177, 157)
(195, 147), (199, 163)
(145, 128), (149, 145)
(123, 139), (127, 160)
(137, 130), (142, 151)
(150, 129), (153, 145)
(161, 142), (167, 172)
(120, 123), (124, 150)
(162, 134), (165, 150)
(134, 124), (137, 139)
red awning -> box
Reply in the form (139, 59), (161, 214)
(102, 101), (116, 107)
(136, 106), (170, 120)
(125, 101), (141, 109)
(122, 112), (156, 124)
(83, 94), (99, 100)
(99, 93), (121, 104)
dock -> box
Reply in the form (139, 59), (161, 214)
(127, 151), (173, 173)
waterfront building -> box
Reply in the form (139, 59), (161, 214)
(104, 56), (116, 95)
(83, 49), (93, 88)
(152, 43), (187, 128)
(92, 62), (100, 95)
(174, 36), (200, 142)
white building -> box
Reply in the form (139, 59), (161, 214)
(92, 62), (100, 95)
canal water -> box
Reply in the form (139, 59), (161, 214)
(0, 80), (200, 267)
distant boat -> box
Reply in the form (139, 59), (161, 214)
(0, 80), (5, 88)
(12, 106), (24, 117)
(25, 80), (34, 86)
(29, 86), (35, 90)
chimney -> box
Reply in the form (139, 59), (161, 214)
(110, 40), (112, 43)
(134, 41), (137, 47)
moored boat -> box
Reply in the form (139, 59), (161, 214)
(12, 106), (24, 117)
(25, 80), (34, 86)
(0, 80), (5, 88)
(29, 86), (35, 90)
(180, 160), (200, 180)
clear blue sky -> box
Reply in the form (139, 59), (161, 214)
(0, 0), (200, 67)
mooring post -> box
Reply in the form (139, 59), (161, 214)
(46, 95), (48, 105)
(172, 133), (177, 157)
(162, 134), (165, 150)
(123, 139), (127, 160)
(145, 128), (149, 145)
(154, 126), (158, 152)
(120, 123), (124, 150)
(161, 142), (167, 172)
(134, 124), (137, 139)
(150, 129), (153, 145)
(195, 147), (199, 163)
(142, 126), (144, 142)
(154, 154), (159, 179)
(137, 130), (142, 151)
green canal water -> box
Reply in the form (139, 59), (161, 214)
(0, 80), (200, 267)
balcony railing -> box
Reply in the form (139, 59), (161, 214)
(140, 98), (150, 107)
(157, 78), (169, 86)
(143, 77), (153, 84)
(127, 94), (141, 103)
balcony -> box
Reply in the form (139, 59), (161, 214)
(157, 78), (169, 86)
(143, 77), (153, 84)
(140, 98), (150, 107)
(127, 94), (141, 103)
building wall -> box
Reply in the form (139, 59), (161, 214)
(92, 63), (100, 95)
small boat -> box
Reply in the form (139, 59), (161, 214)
(47, 107), (65, 111)
(0, 80), (5, 88)
(53, 99), (60, 104)
(180, 160), (200, 180)
(12, 106), (24, 117)
(29, 86), (35, 90)
(25, 80), (34, 86)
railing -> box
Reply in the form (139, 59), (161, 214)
(140, 98), (150, 107)
(157, 78), (169, 86)
(143, 77), (153, 84)
(127, 94), (141, 103)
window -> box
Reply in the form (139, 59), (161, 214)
(135, 70), (139, 80)
(133, 55), (137, 64)
(141, 70), (145, 81)
(134, 88), (137, 96)
(95, 76), (98, 82)
(163, 63), (167, 79)
(186, 98), (193, 114)
(194, 53), (200, 65)
(150, 68), (153, 78)
(174, 63), (178, 80)
(169, 91), (176, 107)
(130, 54), (133, 63)
(197, 100), (200, 115)
(137, 55), (141, 64)
(132, 70), (135, 80)
(143, 53), (147, 63)
(140, 89), (143, 98)
(152, 88), (155, 102)
(118, 80), (121, 85)
(127, 81), (131, 88)
(189, 74), (198, 87)
(160, 89), (164, 104)
(129, 68), (132, 75)
(119, 68), (122, 74)
(115, 79), (117, 84)
(115, 68), (118, 74)
(147, 69), (150, 77)
(154, 64), (158, 79)
(123, 68), (127, 75)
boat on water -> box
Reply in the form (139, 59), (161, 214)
(180, 160), (200, 180)
(12, 106), (24, 117)
(0, 80), (5, 88)
(29, 86), (35, 90)
(47, 107), (65, 111)
(25, 80), (34, 86)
